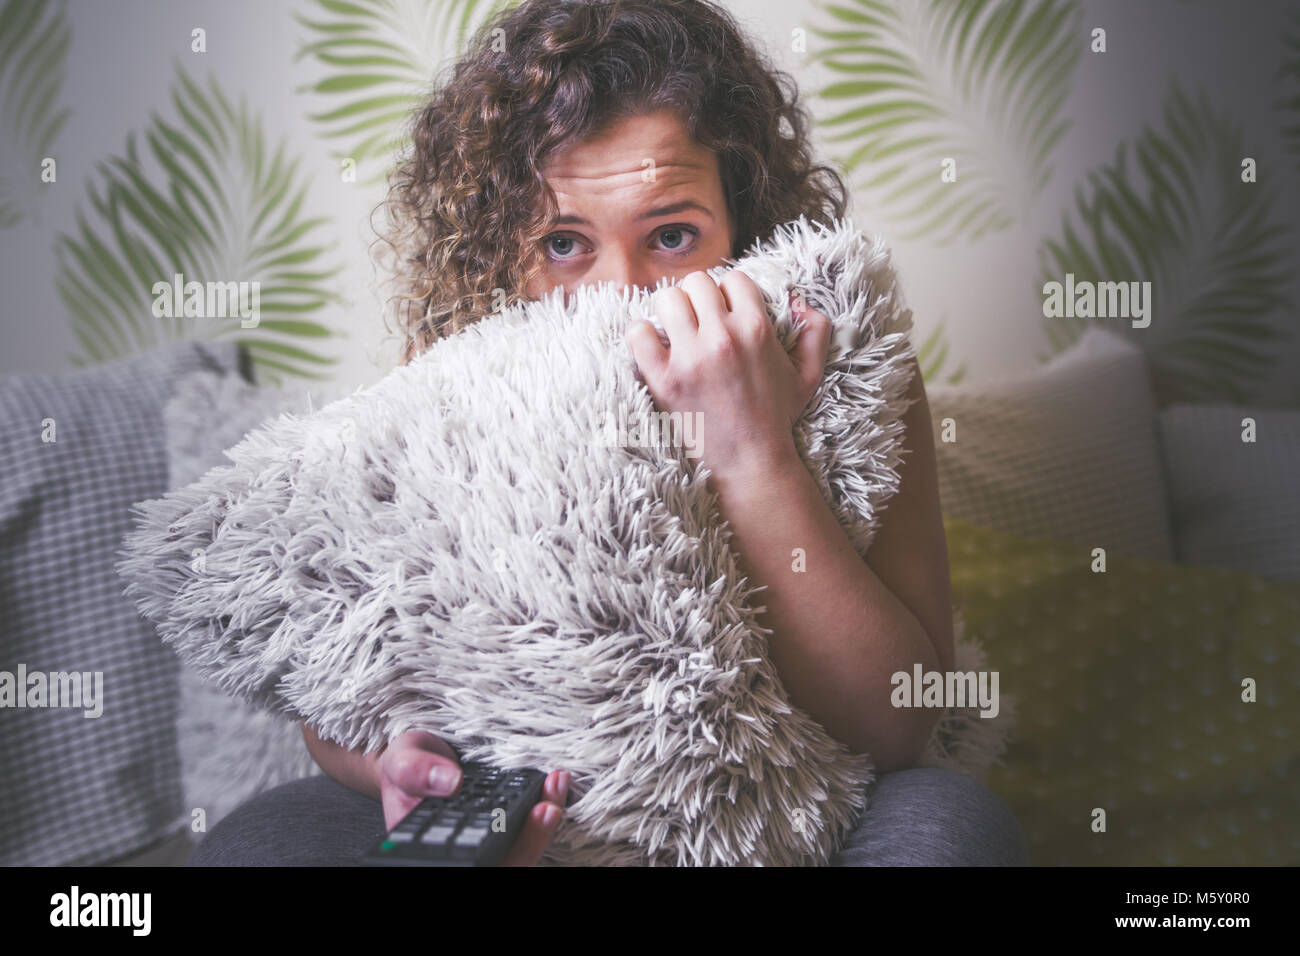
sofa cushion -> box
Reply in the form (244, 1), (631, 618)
(1157, 403), (1300, 581)
(945, 513), (1298, 865)
(0, 340), (243, 865)
(926, 326), (1174, 561)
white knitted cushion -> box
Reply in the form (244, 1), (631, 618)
(118, 216), (1013, 866)
(1158, 403), (1300, 580)
(926, 327), (1175, 561)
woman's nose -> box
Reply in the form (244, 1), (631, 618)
(585, 250), (656, 296)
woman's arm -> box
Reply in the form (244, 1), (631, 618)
(301, 720), (385, 799)
(708, 356), (954, 771)
(627, 272), (953, 772)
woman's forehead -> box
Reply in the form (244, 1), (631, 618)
(543, 109), (712, 177)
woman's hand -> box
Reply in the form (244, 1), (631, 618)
(376, 730), (570, 866)
(624, 270), (832, 481)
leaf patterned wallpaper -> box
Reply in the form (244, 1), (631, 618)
(1, 0), (1296, 401)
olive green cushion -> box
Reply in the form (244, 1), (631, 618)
(944, 514), (1298, 865)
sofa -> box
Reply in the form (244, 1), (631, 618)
(1, 325), (1294, 866)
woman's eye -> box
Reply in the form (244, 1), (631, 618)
(544, 226), (700, 261)
(655, 226), (698, 254)
(544, 234), (583, 261)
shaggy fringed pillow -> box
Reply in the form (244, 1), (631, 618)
(118, 216), (1013, 866)
(161, 368), (338, 828)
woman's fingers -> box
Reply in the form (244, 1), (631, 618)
(676, 271), (730, 339)
(717, 269), (769, 343)
(655, 285), (701, 348)
(544, 769), (571, 805)
(499, 769), (570, 867)
(625, 318), (670, 382)
(789, 294), (833, 401)
(497, 801), (563, 866)
(386, 733), (463, 798)
(635, 271), (758, 376)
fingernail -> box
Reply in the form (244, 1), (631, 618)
(558, 771), (571, 801)
(542, 804), (560, 827)
(428, 764), (461, 795)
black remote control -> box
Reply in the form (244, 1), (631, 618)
(360, 761), (548, 866)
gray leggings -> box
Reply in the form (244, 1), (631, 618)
(189, 767), (1029, 866)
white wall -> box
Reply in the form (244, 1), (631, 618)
(2, 0), (1296, 402)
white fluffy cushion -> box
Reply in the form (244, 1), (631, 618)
(161, 369), (341, 828)
(1157, 403), (1300, 580)
(926, 327), (1175, 561)
(119, 216), (1013, 866)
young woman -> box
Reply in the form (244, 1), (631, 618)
(192, 0), (1028, 867)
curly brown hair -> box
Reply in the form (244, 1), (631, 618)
(371, 0), (849, 363)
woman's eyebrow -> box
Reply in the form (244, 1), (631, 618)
(553, 200), (715, 227)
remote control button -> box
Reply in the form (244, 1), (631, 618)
(419, 825), (456, 845)
(387, 830), (417, 843)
